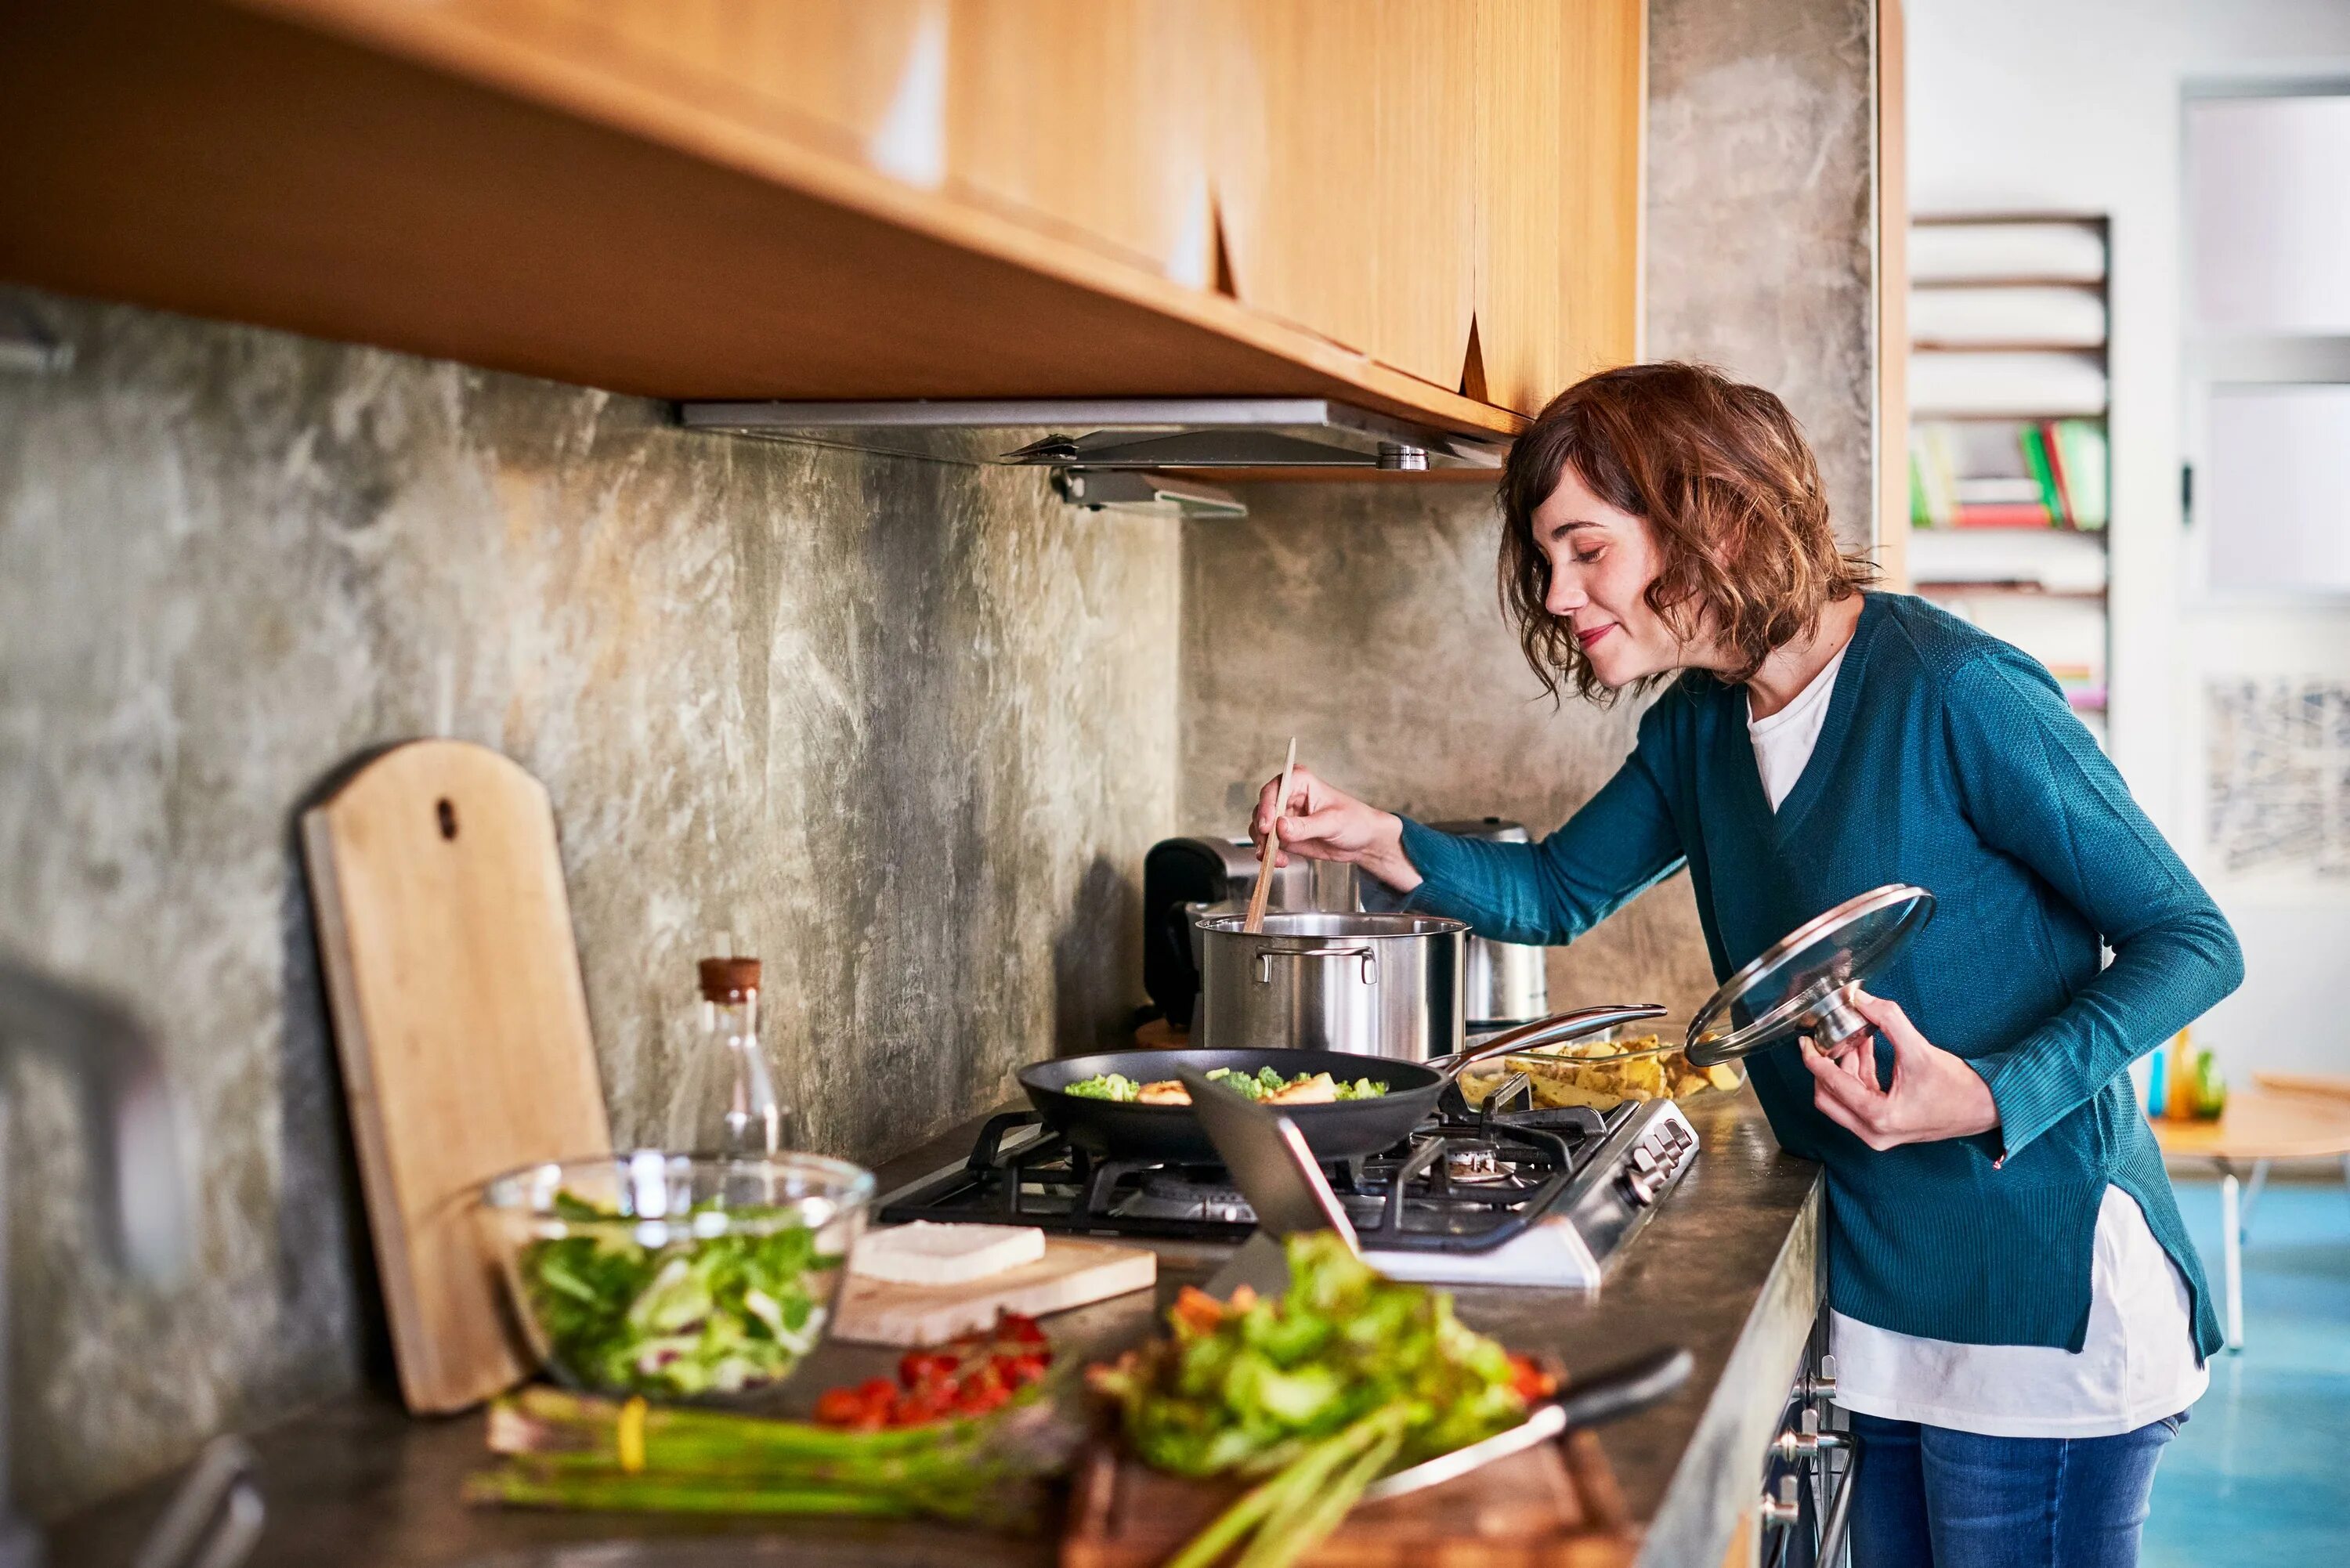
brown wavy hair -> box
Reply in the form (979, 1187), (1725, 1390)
(1498, 362), (1876, 703)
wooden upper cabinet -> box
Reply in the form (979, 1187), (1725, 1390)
(944, 2), (1218, 286)
(327, 0), (1223, 284)
(1473, 0), (1644, 416)
(0, 0), (1640, 439)
(1211, 2), (1479, 391)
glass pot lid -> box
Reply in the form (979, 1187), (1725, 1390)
(1683, 884), (1936, 1068)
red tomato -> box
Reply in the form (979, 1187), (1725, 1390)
(996, 1311), (1049, 1345)
(813, 1386), (866, 1425)
(1507, 1355), (1558, 1403)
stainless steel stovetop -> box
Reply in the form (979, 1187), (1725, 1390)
(874, 1093), (1698, 1289)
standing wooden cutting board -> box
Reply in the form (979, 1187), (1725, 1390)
(303, 739), (610, 1414)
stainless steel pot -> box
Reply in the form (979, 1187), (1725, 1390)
(1462, 938), (1548, 1030)
(1429, 818), (1551, 1028)
(1192, 911), (1468, 1062)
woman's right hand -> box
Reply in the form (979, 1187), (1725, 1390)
(1250, 766), (1423, 894)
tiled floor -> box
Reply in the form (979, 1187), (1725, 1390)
(2145, 1175), (2350, 1567)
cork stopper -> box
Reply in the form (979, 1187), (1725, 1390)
(698, 956), (762, 1003)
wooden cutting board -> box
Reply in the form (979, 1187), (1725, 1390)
(302, 739), (610, 1414)
(1062, 1427), (1636, 1568)
(829, 1237), (1157, 1347)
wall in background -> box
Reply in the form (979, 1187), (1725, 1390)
(0, 289), (1179, 1513)
(1177, 481), (1721, 1021)
(1649, 0), (1880, 555)
(1178, 0), (1885, 1021)
(1906, 0), (2350, 1077)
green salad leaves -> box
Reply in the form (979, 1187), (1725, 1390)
(1088, 1233), (1531, 1479)
(519, 1192), (841, 1398)
(1087, 1235), (1546, 1568)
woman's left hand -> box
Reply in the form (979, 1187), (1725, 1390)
(1801, 990), (2001, 1151)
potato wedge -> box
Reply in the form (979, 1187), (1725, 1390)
(1263, 1072), (1338, 1106)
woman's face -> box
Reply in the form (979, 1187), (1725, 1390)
(1532, 465), (1692, 688)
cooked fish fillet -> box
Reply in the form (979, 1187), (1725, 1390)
(1137, 1080), (1191, 1105)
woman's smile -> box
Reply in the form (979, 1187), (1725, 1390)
(1574, 621), (1617, 650)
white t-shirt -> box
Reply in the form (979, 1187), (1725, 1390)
(1747, 646), (2208, 1439)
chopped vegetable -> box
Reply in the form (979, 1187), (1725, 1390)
(1090, 1235), (1548, 1567)
(1065, 1067), (1388, 1104)
(812, 1312), (1054, 1429)
(1088, 1234), (1533, 1476)
(516, 1191), (840, 1398)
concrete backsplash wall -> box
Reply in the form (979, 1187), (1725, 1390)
(0, 290), (1179, 1513)
(1177, 0), (1881, 1013)
(1650, 0), (1879, 551)
(1177, 482), (1724, 1019)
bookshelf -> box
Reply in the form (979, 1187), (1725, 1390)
(1908, 214), (2113, 740)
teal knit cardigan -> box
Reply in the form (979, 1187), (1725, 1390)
(1399, 593), (2236, 1357)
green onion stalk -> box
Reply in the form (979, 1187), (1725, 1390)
(465, 1382), (1076, 1526)
(1166, 1404), (1415, 1568)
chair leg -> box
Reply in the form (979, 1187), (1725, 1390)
(2221, 1172), (2244, 1353)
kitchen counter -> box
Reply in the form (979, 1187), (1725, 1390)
(51, 1089), (1820, 1568)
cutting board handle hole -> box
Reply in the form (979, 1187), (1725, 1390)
(436, 798), (459, 840)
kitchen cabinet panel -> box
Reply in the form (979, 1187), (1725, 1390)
(1371, 2), (1480, 389)
(1473, 0), (1568, 414)
(1211, 2), (1477, 390)
(425, 0), (922, 159)
(296, 0), (1220, 280)
(1473, 0), (1643, 416)
(945, 1), (1219, 285)
(1557, 0), (1643, 381)
(2, 0), (1543, 441)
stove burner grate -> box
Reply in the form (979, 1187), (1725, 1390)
(878, 1099), (1633, 1253)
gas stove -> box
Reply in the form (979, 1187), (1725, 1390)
(876, 1092), (1698, 1288)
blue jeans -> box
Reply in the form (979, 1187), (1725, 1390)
(1848, 1410), (2183, 1567)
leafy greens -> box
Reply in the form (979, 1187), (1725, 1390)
(1087, 1233), (1530, 1479)
(518, 1191), (841, 1397)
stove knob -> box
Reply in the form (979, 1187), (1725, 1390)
(1621, 1169), (1659, 1207)
(1632, 1147), (1660, 1175)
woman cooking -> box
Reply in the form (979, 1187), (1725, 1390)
(1252, 363), (2240, 1568)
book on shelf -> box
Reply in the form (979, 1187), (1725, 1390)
(1909, 417), (2106, 530)
(2048, 419), (2107, 529)
(1955, 501), (2059, 529)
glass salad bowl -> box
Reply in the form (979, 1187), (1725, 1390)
(1457, 1030), (1747, 1113)
(478, 1151), (874, 1401)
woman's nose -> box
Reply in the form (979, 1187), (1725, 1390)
(1546, 576), (1585, 618)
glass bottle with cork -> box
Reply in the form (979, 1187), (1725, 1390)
(669, 955), (789, 1155)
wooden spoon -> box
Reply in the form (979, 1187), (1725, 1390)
(1242, 738), (1298, 934)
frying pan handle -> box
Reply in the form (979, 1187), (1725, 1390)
(1430, 1003), (1668, 1083)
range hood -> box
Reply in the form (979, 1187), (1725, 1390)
(678, 398), (1509, 472)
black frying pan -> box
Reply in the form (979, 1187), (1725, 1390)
(1016, 1003), (1666, 1164)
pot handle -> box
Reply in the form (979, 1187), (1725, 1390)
(1428, 1002), (1668, 1083)
(1253, 945), (1379, 985)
